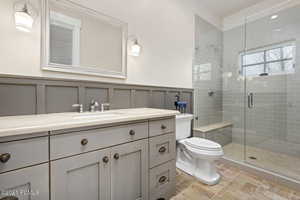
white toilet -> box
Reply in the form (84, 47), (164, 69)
(176, 114), (224, 185)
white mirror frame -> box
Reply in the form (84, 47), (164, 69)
(41, 0), (128, 79)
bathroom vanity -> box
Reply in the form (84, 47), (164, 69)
(0, 108), (178, 200)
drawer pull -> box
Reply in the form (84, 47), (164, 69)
(81, 138), (88, 146)
(129, 130), (136, 136)
(102, 156), (109, 163)
(158, 146), (167, 153)
(0, 153), (11, 163)
(0, 196), (19, 200)
(157, 198), (165, 200)
(161, 125), (167, 130)
(158, 176), (167, 184)
(114, 153), (120, 160)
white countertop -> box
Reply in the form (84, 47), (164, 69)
(0, 108), (179, 138)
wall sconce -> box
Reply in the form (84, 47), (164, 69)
(128, 36), (142, 57)
(131, 39), (141, 57)
(14, 0), (37, 32)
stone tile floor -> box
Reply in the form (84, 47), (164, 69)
(171, 162), (300, 200)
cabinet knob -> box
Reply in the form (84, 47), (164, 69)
(113, 153), (120, 160)
(158, 176), (167, 184)
(158, 146), (167, 153)
(129, 130), (135, 136)
(0, 196), (19, 200)
(102, 156), (109, 163)
(161, 125), (167, 130)
(0, 153), (11, 163)
(81, 138), (88, 146)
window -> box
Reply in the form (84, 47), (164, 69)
(240, 41), (296, 76)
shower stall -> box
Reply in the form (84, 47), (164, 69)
(193, 3), (300, 183)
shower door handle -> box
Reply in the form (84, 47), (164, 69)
(251, 93), (254, 108)
(248, 93), (254, 108)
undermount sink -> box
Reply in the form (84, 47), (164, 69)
(73, 112), (121, 119)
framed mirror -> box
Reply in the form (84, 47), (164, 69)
(41, 0), (128, 78)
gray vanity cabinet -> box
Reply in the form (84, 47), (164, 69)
(0, 164), (49, 200)
(50, 148), (111, 200)
(110, 139), (148, 200)
(0, 116), (176, 200)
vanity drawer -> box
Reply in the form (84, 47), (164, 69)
(149, 118), (175, 137)
(149, 133), (176, 168)
(0, 136), (48, 173)
(149, 160), (176, 200)
(50, 122), (148, 160)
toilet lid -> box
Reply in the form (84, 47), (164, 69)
(185, 138), (222, 151)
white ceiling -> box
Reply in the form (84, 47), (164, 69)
(199, 0), (263, 18)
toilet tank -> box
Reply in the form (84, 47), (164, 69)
(176, 114), (194, 140)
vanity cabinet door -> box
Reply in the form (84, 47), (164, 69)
(51, 149), (111, 200)
(0, 164), (49, 200)
(110, 139), (148, 200)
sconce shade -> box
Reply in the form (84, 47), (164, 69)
(131, 40), (141, 57)
(14, 3), (34, 32)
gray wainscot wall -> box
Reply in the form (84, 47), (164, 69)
(0, 75), (193, 116)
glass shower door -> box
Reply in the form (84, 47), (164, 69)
(244, 4), (300, 181)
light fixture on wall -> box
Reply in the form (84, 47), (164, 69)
(14, 0), (36, 32)
(131, 39), (141, 56)
(128, 36), (142, 57)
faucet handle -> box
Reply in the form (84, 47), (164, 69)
(72, 104), (83, 113)
(100, 103), (110, 112)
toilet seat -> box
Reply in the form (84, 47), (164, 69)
(185, 138), (222, 151)
(179, 137), (223, 158)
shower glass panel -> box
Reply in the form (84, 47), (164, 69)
(244, 4), (300, 181)
(193, 15), (223, 128)
(194, 4), (300, 182)
(221, 18), (246, 163)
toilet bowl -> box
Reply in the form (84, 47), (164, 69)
(176, 114), (224, 185)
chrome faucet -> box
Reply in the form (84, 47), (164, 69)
(90, 99), (99, 112)
(72, 104), (83, 113)
(100, 103), (110, 112)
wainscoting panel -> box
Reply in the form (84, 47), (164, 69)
(111, 89), (132, 109)
(0, 84), (37, 116)
(151, 90), (166, 109)
(0, 75), (193, 116)
(45, 86), (79, 113)
(134, 90), (151, 108)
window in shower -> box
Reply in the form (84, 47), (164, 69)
(240, 41), (296, 76)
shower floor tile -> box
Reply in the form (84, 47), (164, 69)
(172, 162), (300, 200)
(223, 143), (300, 181)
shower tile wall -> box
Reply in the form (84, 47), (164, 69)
(193, 15), (223, 128)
